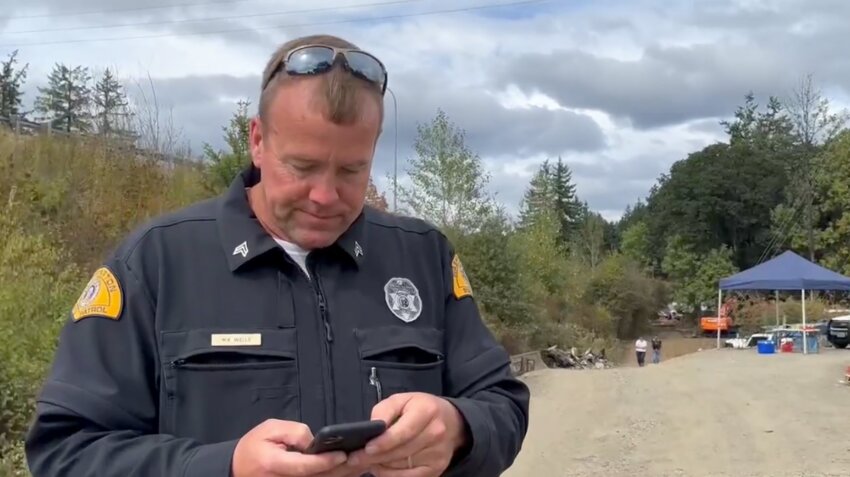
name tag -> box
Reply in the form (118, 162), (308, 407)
(211, 333), (262, 347)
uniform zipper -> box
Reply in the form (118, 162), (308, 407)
(317, 289), (333, 342)
(369, 367), (383, 401)
(309, 262), (336, 424)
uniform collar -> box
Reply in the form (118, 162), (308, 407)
(217, 165), (369, 272)
(336, 208), (369, 263)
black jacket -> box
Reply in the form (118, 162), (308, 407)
(25, 166), (530, 477)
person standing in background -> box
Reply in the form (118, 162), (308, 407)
(651, 336), (662, 364)
(635, 336), (648, 367)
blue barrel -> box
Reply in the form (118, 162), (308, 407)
(757, 341), (776, 354)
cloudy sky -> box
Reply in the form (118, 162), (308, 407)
(2, 0), (849, 221)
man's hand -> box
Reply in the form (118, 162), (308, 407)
(347, 393), (469, 477)
(232, 419), (371, 477)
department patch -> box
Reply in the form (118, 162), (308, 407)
(384, 277), (422, 323)
(451, 254), (473, 299)
(72, 267), (123, 322)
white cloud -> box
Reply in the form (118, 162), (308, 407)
(3, 0), (849, 222)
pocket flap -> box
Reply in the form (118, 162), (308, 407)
(161, 328), (297, 360)
(354, 326), (444, 360)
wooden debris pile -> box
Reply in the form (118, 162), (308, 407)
(541, 346), (613, 370)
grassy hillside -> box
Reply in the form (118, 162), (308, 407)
(0, 130), (210, 474)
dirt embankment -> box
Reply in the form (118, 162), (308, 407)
(505, 347), (850, 477)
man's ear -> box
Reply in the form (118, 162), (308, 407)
(249, 116), (264, 167)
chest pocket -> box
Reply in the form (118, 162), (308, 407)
(355, 326), (444, 419)
(160, 328), (300, 444)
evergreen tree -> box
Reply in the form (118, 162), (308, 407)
(0, 50), (28, 119)
(518, 159), (555, 229)
(518, 157), (581, 245)
(551, 157), (581, 242)
(34, 63), (93, 133)
(93, 68), (132, 137)
(203, 99), (252, 193)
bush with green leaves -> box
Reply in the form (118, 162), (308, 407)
(0, 210), (80, 471)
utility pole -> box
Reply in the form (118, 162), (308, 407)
(387, 86), (398, 212)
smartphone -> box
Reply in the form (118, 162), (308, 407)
(303, 420), (387, 454)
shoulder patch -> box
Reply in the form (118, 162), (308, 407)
(451, 254), (473, 299)
(72, 267), (123, 322)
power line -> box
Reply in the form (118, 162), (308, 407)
(10, 0), (299, 20)
(0, 0), (551, 48)
(755, 192), (805, 265)
(4, 0), (426, 35)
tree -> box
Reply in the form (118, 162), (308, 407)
(787, 74), (848, 149)
(92, 68), (132, 137)
(809, 130), (850, 274)
(398, 109), (493, 233)
(662, 235), (737, 313)
(454, 207), (530, 327)
(784, 74), (849, 260)
(132, 74), (187, 158)
(34, 63), (93, 133)
(551, 157), (581, 242)
(514, 207), (567, 298)
(620, 220), (652, 269)
(586, 253), (669, 338)
(0, 50), (28, 119)
(518, 157), (580, 246)
(518, 160), (555, 229)
(642, 93), (799, 271)
(721, 92), (794, 151)
(573, 211), (607, 271)
(203, 99), (251, 193)
(365, 177), (388, 211)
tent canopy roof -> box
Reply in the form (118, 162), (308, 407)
(719, 250), (850, 291)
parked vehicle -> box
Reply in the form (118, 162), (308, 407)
(724, 333), (773, 349)
(826, 315), (850, 349)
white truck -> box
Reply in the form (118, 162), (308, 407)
(724, 333), (773, 349)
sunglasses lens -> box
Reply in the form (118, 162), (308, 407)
(346, 51), (386, 88)
(286, 46), (335, 75)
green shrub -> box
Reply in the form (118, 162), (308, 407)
(0, 131), (211, 476)
(0, 439), (28, 477)
(0, 210), (81, 475)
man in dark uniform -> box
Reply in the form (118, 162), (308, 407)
(24, 33), (529, 477)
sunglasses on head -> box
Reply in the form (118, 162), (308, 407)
(263, 44), (388, 95)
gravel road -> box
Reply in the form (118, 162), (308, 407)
(504, 345), (850, 477)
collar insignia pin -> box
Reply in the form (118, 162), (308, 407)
(233, 241), (249, 258)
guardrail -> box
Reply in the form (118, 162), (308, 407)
(0, 114), (69, 136)
(0, 114), (195, 167)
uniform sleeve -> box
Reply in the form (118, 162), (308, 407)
(24, 255), (238, 477)
(438, 242), (530, 477)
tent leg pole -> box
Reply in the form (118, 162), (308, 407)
(801, 288), (807, 355)
(717, 289), (722, 349)
(775, 290), (779, 327)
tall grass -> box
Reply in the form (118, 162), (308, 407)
(0, 131), (211, 475)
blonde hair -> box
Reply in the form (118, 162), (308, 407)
(259, 34), (384, 126)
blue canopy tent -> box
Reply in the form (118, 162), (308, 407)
(715, 250), (850, 353)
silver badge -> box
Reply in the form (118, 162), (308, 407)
(384, 277), (422, 323)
